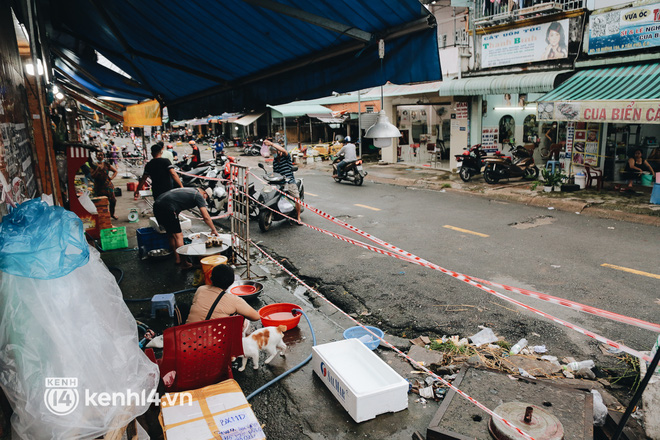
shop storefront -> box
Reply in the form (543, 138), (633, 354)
(434, 71), (571, 170)
(537, 63), (660, 181)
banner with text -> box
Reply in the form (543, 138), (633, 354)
(538, 100), (660, 124)
(588, 3), (660, 55)
(481, 19), (569, 68)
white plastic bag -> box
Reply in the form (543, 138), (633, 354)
(0, 204), (159, 439)
(278, 196), (295, 213)
(469, 327), (498, 347)
(78, 190), (98, 215)
(591, 390), (608, 426)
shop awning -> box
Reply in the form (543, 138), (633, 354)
(437, 71), (571, 96)
(234, 112), (264, 126)
(537, 63), (660, 124)
(268, 103), (332, 118)
(315, 116), (347, 124)
(539, 63), (660, 102)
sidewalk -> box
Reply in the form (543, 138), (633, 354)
(301, 158), (660, 227)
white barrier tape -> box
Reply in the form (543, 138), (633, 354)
(244, 172), (654, 362)
(467, 276), (660, 333)
(249, 240), (537, 440)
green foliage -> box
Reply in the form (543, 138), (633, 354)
(429, 340), (475, 356)
(533, 168), (567, 190)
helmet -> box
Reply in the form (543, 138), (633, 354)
(342, 136), (351, 143)
(189, 140), (196, 145)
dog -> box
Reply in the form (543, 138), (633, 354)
(238, 325), (287, 371)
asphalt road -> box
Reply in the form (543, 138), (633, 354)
(240, 153), (659, 366)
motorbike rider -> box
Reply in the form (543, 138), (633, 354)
(264, 139), (302, 225)
(213, 137), (225, 159)
(334, 136), (358, 179)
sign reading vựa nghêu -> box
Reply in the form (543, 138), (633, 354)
(588, 3), (660, 55)
(538, 100), (660, 124)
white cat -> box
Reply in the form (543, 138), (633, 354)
(238, 325), (287, 371)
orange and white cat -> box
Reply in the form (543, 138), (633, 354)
(238, 325), (287, 371)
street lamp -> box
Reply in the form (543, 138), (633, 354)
(364, 40), (400, 149)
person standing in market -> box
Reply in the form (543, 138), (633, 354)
(264, 139), (302, 225)
(189, 140), (201, 165)
(90, 151), (119, 220)
(134, 143), (184, 200)
(153, 187), (219, 269)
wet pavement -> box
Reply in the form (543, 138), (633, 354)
(101, 143), (657, 439)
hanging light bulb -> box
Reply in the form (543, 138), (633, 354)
(363, 40), (400, 148)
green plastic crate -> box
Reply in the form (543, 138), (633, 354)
(100, 227), (128, 251)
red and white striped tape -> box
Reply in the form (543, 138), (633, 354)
(466, 276), (660, 333)
(245, 171), (655, 362)
(175, 168), (230, 183)
(249, 240), (538, 440)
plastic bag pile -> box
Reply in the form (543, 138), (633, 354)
(0, 199), (159, 439)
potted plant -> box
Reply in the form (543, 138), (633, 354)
(534, 168), (567, 192)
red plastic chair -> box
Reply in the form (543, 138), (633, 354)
(145, 316), (244, 392)
(584, 164), (603, 191)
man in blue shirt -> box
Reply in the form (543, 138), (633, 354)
(264, 139), (301, 224)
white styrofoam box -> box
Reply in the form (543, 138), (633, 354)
(149, 217), (165, 232)
(161, 380), (265, 440)
(312, 338), (408, 423)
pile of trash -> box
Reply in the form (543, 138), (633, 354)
(406, 326), (608, 404)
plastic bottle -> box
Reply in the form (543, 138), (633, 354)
(510, 338), (528, 355)
(564, 360), (595, 371)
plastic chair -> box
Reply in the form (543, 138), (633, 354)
(145, 315), (244, 392)
(584, 164), (603, 191)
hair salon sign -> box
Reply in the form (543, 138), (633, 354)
(588, 3), (660, 54)
(538, 101), (660, 124)
(481, 20), (569, 68)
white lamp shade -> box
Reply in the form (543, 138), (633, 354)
(364, 111), (400, 139)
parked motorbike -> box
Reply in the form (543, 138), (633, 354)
(455, 144), (488, 182)
(256, 162), (304, 232)
(483, 143), (539, 184)
(243, 141), (261, 156)
(331, 153), (367, 186)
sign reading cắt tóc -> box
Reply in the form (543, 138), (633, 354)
(538, 100), (660, 124)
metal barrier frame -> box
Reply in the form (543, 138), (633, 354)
(229, 163), (254, 279)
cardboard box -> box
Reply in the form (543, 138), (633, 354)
(160, 379), (265, 440)
(312, 338), (408, 423)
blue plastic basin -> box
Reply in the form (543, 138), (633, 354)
(342, 326), (384, 350)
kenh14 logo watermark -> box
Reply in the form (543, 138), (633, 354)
(44, 377), (192, 415)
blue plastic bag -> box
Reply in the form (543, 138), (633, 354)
(0, 198), (89, 279)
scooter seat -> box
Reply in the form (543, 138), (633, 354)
(264, 172), (286, 183)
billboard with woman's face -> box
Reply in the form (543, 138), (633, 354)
(481, 20), (569, 68)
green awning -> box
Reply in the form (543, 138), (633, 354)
(268, 103), (332, 118)
(437, 71), (571, 96)
(539, 63), (660, 102)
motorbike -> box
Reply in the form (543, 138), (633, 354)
(243, 141), (261, 156)
(255, 162), (304, 232)
(455, 144), (488, 182)
(331, 153), (367, 186)
(482, 143), (539, 184)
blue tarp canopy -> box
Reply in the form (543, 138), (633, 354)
(43, 0), (441, 119)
